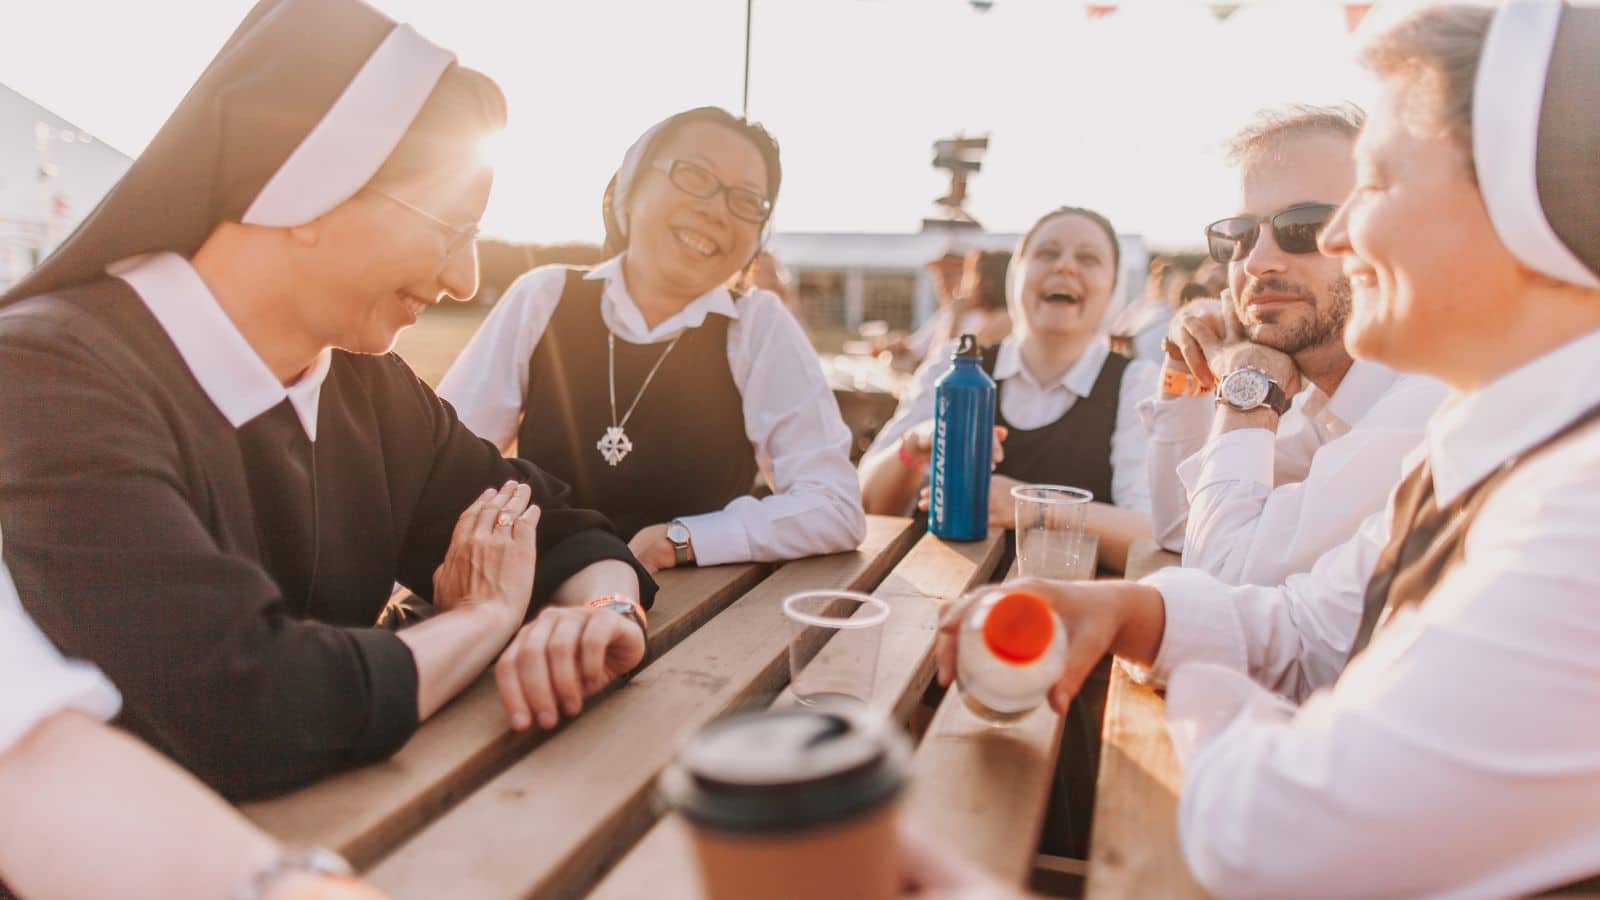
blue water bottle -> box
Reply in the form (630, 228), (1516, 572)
(929, 334), (996, 541)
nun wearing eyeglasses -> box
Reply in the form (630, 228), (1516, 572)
(0, 0), (655, 800)
(440, 107), (866, 573)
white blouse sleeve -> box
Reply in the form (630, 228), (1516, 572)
(436, 265), (569, 451)
(1, 563), (120, 754)
(1109, 358), (1159, 512)
(677, 292), (867, 566)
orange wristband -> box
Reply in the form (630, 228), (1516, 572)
(1162, 367), (1211, 398)
(587, 594), (648, 630)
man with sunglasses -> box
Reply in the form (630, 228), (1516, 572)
(1143, 105), (1446, 586)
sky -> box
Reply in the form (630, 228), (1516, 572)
(1, 0), (1415, 250)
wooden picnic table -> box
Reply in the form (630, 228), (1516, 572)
(1083, 538), (1208, 899)
(245, 516), (1100, 899)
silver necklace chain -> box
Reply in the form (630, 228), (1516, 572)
(598, 331), (684, 466)
(609, 331), (683, 430)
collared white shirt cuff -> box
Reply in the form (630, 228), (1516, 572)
(677, 511), (751, 568)
(1186, 426), (1276, 496)
(1138, 393), (1214, 441)
(1143, 567), (1250, 685)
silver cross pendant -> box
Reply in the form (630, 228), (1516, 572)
(597, 426), (633, 467)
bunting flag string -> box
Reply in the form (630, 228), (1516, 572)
(1079, 2), (1376, 32)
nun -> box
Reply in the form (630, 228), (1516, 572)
(437, 106), (866, 573)
(0, 0), (655, 799)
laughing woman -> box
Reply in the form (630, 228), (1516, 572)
(0, 0), (654, 799)
(859, 207), (1158, 572)
(440, 107), (865, 572)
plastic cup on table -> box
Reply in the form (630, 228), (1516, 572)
(1011, 484), (1094, 579)
(781, 590), (890, 707)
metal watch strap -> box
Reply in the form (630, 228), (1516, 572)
(669, 520), (693, 566)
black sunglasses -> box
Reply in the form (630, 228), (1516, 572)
(1204, 203), (1337, 264)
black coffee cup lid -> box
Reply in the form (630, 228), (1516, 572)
(661, 707), (910, 834)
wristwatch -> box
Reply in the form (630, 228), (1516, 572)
(666, 519), (694, 567)
(1216, 365), (1291, 415)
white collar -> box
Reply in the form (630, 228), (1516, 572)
(1427, 327), (1600, 506)
(585, 253), (741, 343)
(991, 335), (1111, 399)
(1300, 358), (1404, 427)
(110, 252), (331, 440)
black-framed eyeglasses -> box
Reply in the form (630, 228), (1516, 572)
(368, 186), (481, 261)
(1204, 203), (1337, 264)
(651, 158), (773, 225)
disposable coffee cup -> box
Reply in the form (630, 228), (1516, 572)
(660, 707), (911, 900)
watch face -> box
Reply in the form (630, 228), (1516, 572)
(1220, 367), (1270, 410)
(667, 522), (691, 544)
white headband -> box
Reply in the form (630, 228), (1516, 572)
(244, 25), (455, 227)
(1473, 0), (1600, 289)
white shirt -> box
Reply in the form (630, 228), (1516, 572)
(2, 560), (121, 754)
(868, 335), (1158, 511)
(1141, 360), (1448, 584)
(112, 252), (332, 439)
(438, 257), (866, 567)
(1146, 327), (1600, 899)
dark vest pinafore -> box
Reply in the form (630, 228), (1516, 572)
(1346, 400), (1600, 896)
(980, 345), (1129, 504)
(516, 269), (757, 540)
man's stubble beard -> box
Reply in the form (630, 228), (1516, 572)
(1245, 276), (1353, 356)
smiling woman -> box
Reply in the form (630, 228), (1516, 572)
(0, 0), (656, 800)
(860, 205), (1159, 575)
(438, 106), (866, 573)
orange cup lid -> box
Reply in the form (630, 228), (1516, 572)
(981, 591), (1054, 663)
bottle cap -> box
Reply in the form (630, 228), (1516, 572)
(982, 591), (1055, 663)
(954, 333), (980, 358)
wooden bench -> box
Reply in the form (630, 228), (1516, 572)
(1084, 537), (1207, 899)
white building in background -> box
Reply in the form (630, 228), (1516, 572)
(769, 229), (1147, 337)
(0, 83), (131, 291)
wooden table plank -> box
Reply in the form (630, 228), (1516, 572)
(1084, 535), (1206, 899)
(899, 535), (1098, 886)
(243, 562), (770, 867)
(1123, 538), (1181, 582)
(1084, 667), (1206, 899)
(588, 528), (1012, 900)
(367, 516), (927, 900)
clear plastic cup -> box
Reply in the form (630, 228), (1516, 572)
(782, 591), (890, 707)
(1011, 484), (1094, 579)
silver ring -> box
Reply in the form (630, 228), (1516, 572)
(494, 512), (516, 532)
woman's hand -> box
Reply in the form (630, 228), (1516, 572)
(915, 473), (1021, 529)
(494, 605), (647, 731)
(900, 424), (1008, 471)
(628, 524), (686, 574)
(431, 481), (541, 627)
(934, 577), (1133, 714)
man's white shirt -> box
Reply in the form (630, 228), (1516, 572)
(1142, 359), (1447, 584)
